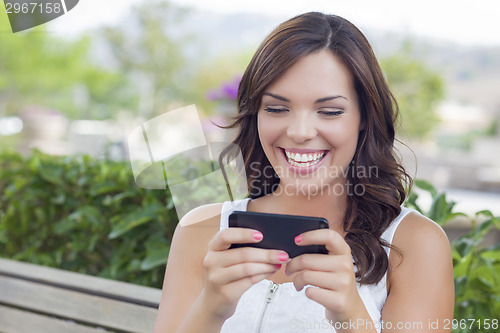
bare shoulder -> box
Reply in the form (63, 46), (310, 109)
(166, 202), (223, 270)
(382, 210), (455, 330)
(391, 211), (450, 266)
(153, 203), (223, 332)
(179, 202), (225, 228)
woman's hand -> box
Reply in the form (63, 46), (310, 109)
(200, 228), (289, 321)
(285, 229), (364, 324)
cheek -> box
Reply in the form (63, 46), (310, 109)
(322, 123), (354, 145)
(257, 115), (282, 148)
(320, 120), (360, 157)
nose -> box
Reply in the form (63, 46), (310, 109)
(286, 113), (317, 143)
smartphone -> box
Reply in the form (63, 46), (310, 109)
(228, 211), (329, 258)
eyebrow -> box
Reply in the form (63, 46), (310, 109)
(262, 92), (348, 103)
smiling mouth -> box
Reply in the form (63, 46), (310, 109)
(282, 149), (327, 167)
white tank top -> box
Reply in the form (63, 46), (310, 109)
(219, 198), (415, 333)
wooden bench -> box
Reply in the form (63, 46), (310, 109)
(0, 258), (162, 333)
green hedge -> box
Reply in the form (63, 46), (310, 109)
(1, 150), (499, 330)
(0, 149), (177, 288)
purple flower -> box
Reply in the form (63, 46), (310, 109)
(206, 75), (241, 101)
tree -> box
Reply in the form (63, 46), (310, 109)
(380, 48), (445, 139)
(0, 12), (129, 120)
(100, 0), (196, 119)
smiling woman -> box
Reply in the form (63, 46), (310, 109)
(222, 11), (409, 285)
(154, 12), (454, 333)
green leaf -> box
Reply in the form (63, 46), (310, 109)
(481, 244), (500, 260)
(127, 259), (142, 272)
(453, 250), (474, 277)
(476, 210), (494, 219)
(53, 218), (75, 235)
(88, 234), (100, 252)
(414, 179), (437, 197)
(453, 237), (475, 258)
(107, 191), (135, 205)
(140, 246), (169, 271)
(51, 193), (66, 205)
(90, 181), (120, 196)
(454, 276), (467, 298)
(108, 202), (163, 239)
(479, 257), (499, 284)
(108, 214), (153, 239)
(428, 193), (459, 225)
(469, 218), (496, 243)
(38, 164), (64, 186)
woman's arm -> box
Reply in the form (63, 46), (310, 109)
(381, 212), (455, 332)
(153, 203), (288, 333)
(153, 204), (222, 333)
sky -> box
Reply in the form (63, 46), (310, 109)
(46, 0), (500, 46)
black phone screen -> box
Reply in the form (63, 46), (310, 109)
(228, 210), (329, 258)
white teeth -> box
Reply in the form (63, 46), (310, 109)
(284, 150), (326, 167)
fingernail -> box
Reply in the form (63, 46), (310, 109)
(295, 235), (302, 244)
(279, 253), (288, 261)
(275, 264), (282, 270)
(253, 232), (263, 240)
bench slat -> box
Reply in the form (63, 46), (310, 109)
(0, 258), (161, 306)
(0, 305), (108, 333)
(0, 275), (157, 333)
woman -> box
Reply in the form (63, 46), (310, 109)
(154, 12), (454, 333)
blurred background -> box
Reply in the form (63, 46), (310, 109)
(2, 2), (499, 322)
(1, 0), (499, 218)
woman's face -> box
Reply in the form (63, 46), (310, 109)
(257, 50), (362, 197)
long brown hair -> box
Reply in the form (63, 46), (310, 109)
(220, 12), (412, 285)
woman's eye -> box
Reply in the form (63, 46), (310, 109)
(319, 110), (343, 117)
(264, 107), (288, 113)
